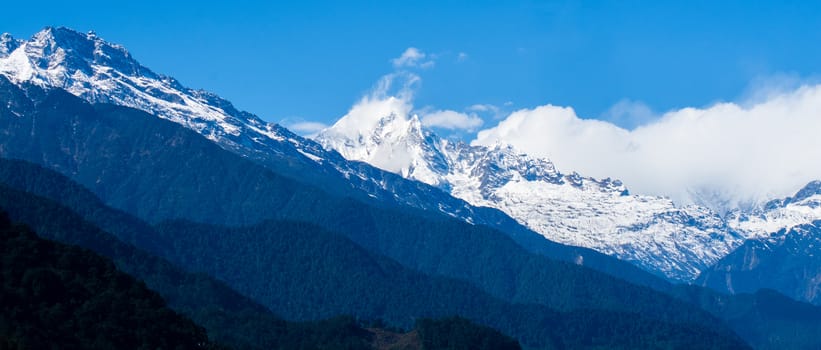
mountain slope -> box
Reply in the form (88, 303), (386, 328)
(156, 218), (751, 349)
(316, 102), (743, 282)
(0, 188), (517, 350)
(7, 158), (821, 350)
(670, 286), (821, 350)
(0, 183), (373, 350)
(697, 221), (821, 305)
(0, 163), (397, 350)
(0, 72), (763, 339)
(0, 83), (726, 321)
(0, 159), (743, 349)
(0, 213), (213, 349)
(697, 182), (821, 305)
(0, 26), (676, 289)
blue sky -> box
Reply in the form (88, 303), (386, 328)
(4, 0), (821, 132)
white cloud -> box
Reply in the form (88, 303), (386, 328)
(392, 47), (435, 69)
(468, 104), (499, 113)
(321, 72), (418, 140)
(287, 121), (328, 136)
(473, 85), (821, 210)
(371, 71), (421, 99)
(468, 103), (508, 120)
(457, 52), (468, 62)
(421, 110), (484, 131)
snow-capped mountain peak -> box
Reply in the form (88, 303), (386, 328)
(0, 33), (21, 58)
(788, 180), (821, 204)
(0, 26), (299, 155)
(317, 98), (744, 282)
(319, 105), (449, 185)
(327, 95), (413, 139)
(6, 27), (143, 85)
(728, 180), (821, 240)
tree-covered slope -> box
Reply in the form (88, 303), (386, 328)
(0, 206), (521, 350)
(671, 285), (821, 350)
(0, 184), (375, 350)
(153, 219), (749, 349)
(7, 156), (821, 349)
(0, 214), (212, 349)
(414, 317), (520, 350)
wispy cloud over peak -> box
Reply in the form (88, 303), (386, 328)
(392, 47), (435, 69)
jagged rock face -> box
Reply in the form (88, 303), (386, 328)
(316, 107), (746, 282)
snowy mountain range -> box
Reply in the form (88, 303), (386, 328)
(317, 110), (749, 281)
(3, 27), (821, 283)
(2, 27), (634, 280)
(0, 27), (516, 231)
(314, 84), (821, 282)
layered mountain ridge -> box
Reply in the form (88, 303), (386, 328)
(0, 82), (756, 349)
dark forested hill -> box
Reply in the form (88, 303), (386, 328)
(671, 285), (821, 350)
(0, 180), (528, 350)
(0, 184), (366, 350)
(4, 162), (821, 350)
(0, 214), (211, 349)
(0, 208), (524, 350)
(153, 218), (751, 349)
